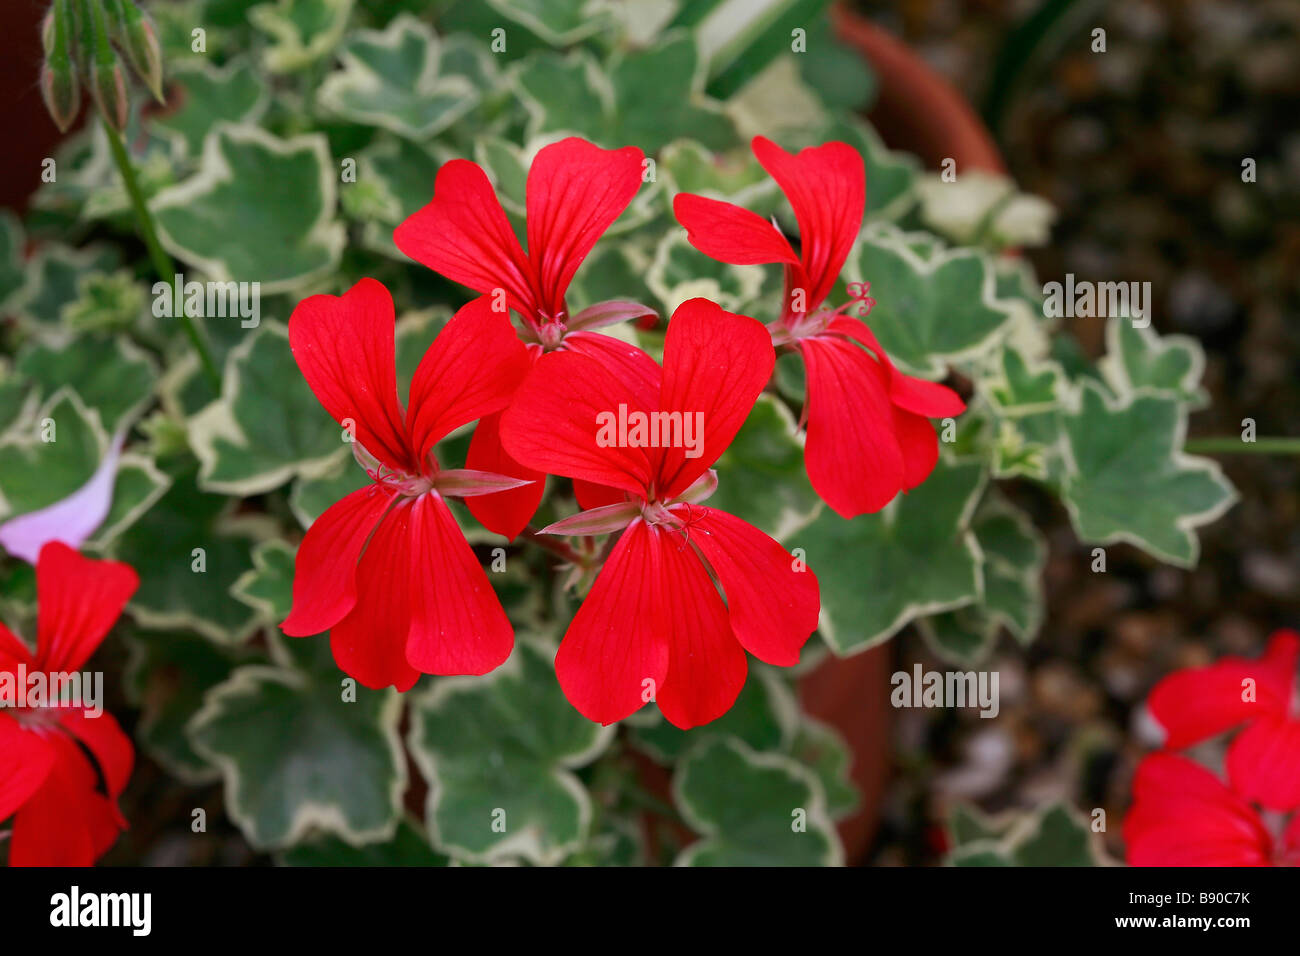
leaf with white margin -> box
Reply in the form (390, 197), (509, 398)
(189, 322), (348, 496)
(0, 390), (104, 521)
(789, 717), (859, 821)
(726, 56), (829, 150)
(15, 333), (155, 434)
(921, 496), (1046, 666)
(659, 139), (781, 214)
(947, 801), (1105, 867)
(231, 538), (296, 623)
(248, 0), (354, 74)
(1098, 317), (1209, 408)
(111, 462), (264, 643)
(484, 0), (616, 45)
(915, 170), (1055, 249)
(189, 635), (406, 850)
(822, 116), (919, 221)
(845, 224), (1016, 377)
(0, 211), (27, 311)
(83, 453), (171, 552)
(566, 241), (657, 315)
(152, 125), (345, 293)
(648, 229), (763, 315)
(674, 736), (842, 866)
(631, 665), (799, 764)
(1060, 382), (1236, 567)
(407, 639), (615, 865)
(788, 458), (986, 654)
(124, 629), (251, 783)
(982, 344), (1065, 416)
(318, 15), (478, 139)
(281, 818), (451, 866)
(708, 394), (821, 541)
(12, 244), (119, 328)
(153, 60), (270, 157)
(515, 34), (735, 155)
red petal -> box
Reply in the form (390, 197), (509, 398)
(407, 295), (530, 463)
(464, 411), (546, 541)
(556, 520), (669, 724)
(289, 278), (415, 473)
(1123, 753), (1273, 866)
(500, 350), (655, 499)
(797, 335), (904, 518)
(829, 317), (966, 418)
(282, 483), (396, 637)
(405, 494), (514, 675)
(657, 298), (774, 499)
(0, 621), (36, 672)
(752, 136), (863, 310)
(1147, 630), (1298, 748)
(654, 529), (747, 729)
(671, 192), (802, 269)
(894, 408), (940, 491)
(394, 159), (539, 318)
(328, 501), (421, 692)
(1226, 717), (1300, 811)
(526, 137), (644, 318)
(0, 714), (57, 821)
(563, 330), (662, 412)
(59, 709), (133, 800)
(686, 506), (819, 666)
(10, 735), (122, 866)
(574, 479), (633, 511)
(35, 541), (137, 674)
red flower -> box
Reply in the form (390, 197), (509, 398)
(395, 136), (655, 539)
(673, 136), (966, 518)
(281, 278), (530, 690)
(1147, 630), (1300, 810)
(498, 298), (820, 729)
(0, 542), (137, 866)
(1124, 753), (1300, 866)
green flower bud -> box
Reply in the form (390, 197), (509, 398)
(119, 2), (164, 102)
(40, 56), (81, 132)
(89, 54), (129, 133)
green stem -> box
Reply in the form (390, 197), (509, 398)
(103, 119), (220, 387)
(1185, 437), (1300, 455)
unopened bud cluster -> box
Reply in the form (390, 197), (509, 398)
(40, 0), (164, 134)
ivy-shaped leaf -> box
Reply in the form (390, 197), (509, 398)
(189, 322), (347, 495)
(789, 718), (860, 821)
(1098, 317), (1209, 408)
(1060, 382), (1236, 567)
(12, 244), (120, 328)
(152, 125), (345, 293)
(231, 538), (296, 623)
(845, 224), (1015, 376)
(708, 394), (821, 541)
(280, 818), (451, 866)
(789, 458), (986, 654)
(153, 60), (270, 157)
(85, 453), (172, 552)
(319, 15), (478, 139)
(407, 639), (615, 865)
(485, 0), (615, 45)
(0, 389), (104, 520)
(15, 333), (155, 434)
(674, 737), (842, 866)
(947, 801), (1104, 867)
(248, 0), (355, 74)
(189, 636), (406, 849)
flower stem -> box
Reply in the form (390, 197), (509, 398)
(102, 117), (221, 388)
(522, 526), (585, 565)
(1185, 437), (1300, 455)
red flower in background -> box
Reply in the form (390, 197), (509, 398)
(395, 136), (655, 540)
(1125, 631), (1300, 865)
(673, 136), (965, 518)
(0, 542), (137, 866)
(499, 298), (819, 729)
(282, 278), (530, 690)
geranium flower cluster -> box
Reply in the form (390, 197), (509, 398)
(1124, 630), (1300, 866)
(282, 135), (965, 729)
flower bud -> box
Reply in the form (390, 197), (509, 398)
(119, 2), (164, 102)
(89, 54), (129, 133)
(40, 56), (81, 133)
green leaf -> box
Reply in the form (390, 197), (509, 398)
(12, 244), (120, 328)
(0, 390), (104, 520)
(85, 454), (172, 551)
(15, 333), (155, 434)
(789, 718), (859, 820)
(484, 0), (616, 45)
(823, 117), (918, 221)
(231, 538), (296, 622)
(708, 394), (820, 540)
(648, 229), (763, 315)
(407, 639), (614, 865)
(1060, 382), (1236, 567)
(152, 125), (345, 293)
(515, 34), (735, 155)
(319, 15), (478, 139)
(124, 630), (251, 783)
(280, 818), (451, 866)
(0, 211), (27, 311)
(248, 0), (355, 73)
(110, 462), (263, 643)
(659, 139), (779, 209)
(790, 458), (986, 654)
(845, 224), (1015, 376)
(948, 844), (1014, 866)
(947, 802), (1012, 847)
(189, 637), (406, 849)
(153, 60), (270, 157)
(189, 322), (347, 495)
(948, 801), (1104, 866)
(674, 736), (842, 866)
(1098, 317), (1209, 408)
